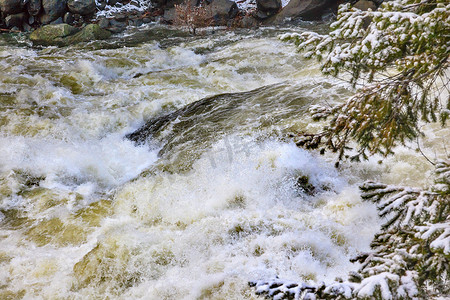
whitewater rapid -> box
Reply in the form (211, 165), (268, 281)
(0, 25), (447, 299)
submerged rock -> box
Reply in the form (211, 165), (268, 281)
(29, 23), (111, 46)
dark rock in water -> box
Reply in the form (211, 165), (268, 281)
(107, 0), (119, 5)
(64, 12), (74, 24)
(296, 175), (316, 196)
(68, 0), (96, 16)
(0, 0), (24, 15)
(42, 0), (68, 23)
(142, 17), (152, 23)
(27, 0), (42, 16)
(267, 0), (337, 23)
(5, 12), (24, 28)
(126, 89), (259, 151)
(257, 0), (281, 17)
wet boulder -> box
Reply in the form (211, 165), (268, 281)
(65, 23), (111, 43)
(0, 0), (24, 15)
(67, 0), (96, 16)
(30, 23), (111, 46)
(30, 23), (79, 45)
(268, 0), (337, 23)
(41, 0), (68, 23)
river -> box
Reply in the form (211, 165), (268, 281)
(0, 24), (448, 299)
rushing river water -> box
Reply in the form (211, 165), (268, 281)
(0, 24), (448, 299)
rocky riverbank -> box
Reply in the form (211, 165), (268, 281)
(0, 0), (381, 44)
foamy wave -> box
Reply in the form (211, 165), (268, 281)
(0, 133), (158, 193)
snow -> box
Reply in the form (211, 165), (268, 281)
(95, 0), (292, 16)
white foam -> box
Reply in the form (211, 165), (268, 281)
(0, 133), (158, 195)
(104, 140), (380, 299)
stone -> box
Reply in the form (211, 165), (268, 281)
(30, 23), (79, 45)
(98, 17), (109, 28)
(107, 26), (125, 33)
(353, 0), (377, 11)
(67, 0), (96, 16)
(134, 18), (143, 27)
(64, 12), (74, 24)
(163, 7), (176, 22)
(207, 0), (239, 25)
(5, 12), (24, 28)
(0, 0), (23, 15)
(114, 13), (126, 21)
(65, 24), (111, 43)
(109, 18), (126, 28)
(256, 10), (270, 19)
(240, 15), (259, 27)
(257, 0), (281, 14)
(30, 23), (111, 46)
(268, 0), (337, 23)
(23, 21), (31, 31)
(42, 0), (68, 23)
(50, 16), (63, 24)
(27, 0), (42, 16)
(29, 15), (35, 24)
